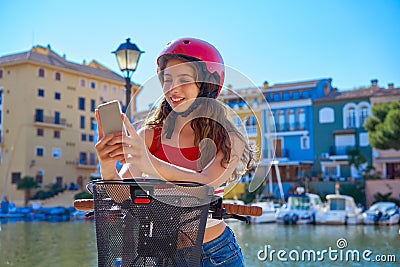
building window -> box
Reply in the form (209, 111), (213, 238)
(322, 165), (340, 179)
(52, 148), (61, 159)
(54, 130), (60, 139)
(282, 92), (290, 101)
(343, 103), (358, 129)
(35, 109), (44, 122)
(359, 132), (369, 147)
(292, 91), (300, 99)
(79, 152), (87, 165)
(81, 133), (87, 141)
(0, 69), (3, 79)
(91, 99), (96, 112)
(55, 72), (61, 81)
(348, 107), (356, 128)
(37, 128), (44, 136)
(38, 68), (45, 78)
(288, 109), (295, 130)
(80, 116), (85, 129)
(334, 134), (355, 155)
(55, 176), (63, 187)
(277, 110), (285, 131)
(273, 93), (280, 101)
(80, 79), (86, 87)
(112, 86), (117, 94)
(90, 117), (96, 130)
(54, 111), (60, 124)
(301, 136), (310, 150)
(103, 84), (108, 92)
(319, 107), (335, 123)
(302, 91), (311, 98)
(11, 172), (21, 184)
(90, 81), (96, 89)
(90, 153), (96, 165)
(360, 106), (369, 127)
(55, 92), (61, 100)
(36, 146), (45, 157)
(37, 88), (45, 97)
(297, 108), (305, 130)
(89, 134), (94, 142)
(273, 138), (284, 158)
(244, 115), (257, 136)
(78, 97), (85, 110)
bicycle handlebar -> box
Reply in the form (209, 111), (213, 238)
(73, 199), (262, 217)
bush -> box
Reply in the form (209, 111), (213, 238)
(32, 190), (48, 200)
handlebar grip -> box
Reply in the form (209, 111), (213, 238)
(74, 199), (94, 211)
(222, 203), (262, 216)
(73, 199), (263, 217)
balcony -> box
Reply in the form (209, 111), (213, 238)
(245, 125), (257, 136)
(34, 115), (67, 129)
(76, 159), (98, 169)
(330, 145), (354, 156)
(276, 122), (306, 132)
(328, 145), (354, 160)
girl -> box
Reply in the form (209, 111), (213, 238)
(95, 37), (254, 266)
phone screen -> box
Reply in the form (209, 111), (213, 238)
(97, 100), (125, 135)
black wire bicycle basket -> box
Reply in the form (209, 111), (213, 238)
(88, 178), (214, 267)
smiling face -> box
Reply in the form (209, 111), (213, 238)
(162, 58), (200, 112)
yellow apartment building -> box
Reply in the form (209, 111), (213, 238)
(0, 44), (139, 205)
(219, 85), (264, 180)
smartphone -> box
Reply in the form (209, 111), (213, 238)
(97, 100), (125, 135)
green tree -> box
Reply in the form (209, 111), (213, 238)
(364, 100), (400, 150)
(17, 176), (39, 206)
(346, 147), (367, 177)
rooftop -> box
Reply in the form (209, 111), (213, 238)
(0, 44), (125, 83)
(314, 84), (400, 103)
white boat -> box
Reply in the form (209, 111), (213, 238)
(250, 196), (279, 224)
(276, 192), (323, 224)
(362, 202), (400, 225)
(315, 194), (363, 225)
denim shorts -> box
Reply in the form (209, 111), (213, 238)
(200, 225), (245, 267)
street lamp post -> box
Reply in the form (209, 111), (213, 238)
(113, 38), (144, 120)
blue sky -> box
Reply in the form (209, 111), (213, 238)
(1, 0), (399, 110)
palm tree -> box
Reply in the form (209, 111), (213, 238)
(17, 176), (39, 206)
(346, 147), (367, 178)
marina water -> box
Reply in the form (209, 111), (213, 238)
(0, 220), (398, 266)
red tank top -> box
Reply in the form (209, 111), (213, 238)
(149, 127), (226, 196)
(149, 127), (200, 171)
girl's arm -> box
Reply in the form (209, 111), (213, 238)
(120, 115), (245, 189)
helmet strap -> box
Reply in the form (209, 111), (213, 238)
(165, 98), (201, 139)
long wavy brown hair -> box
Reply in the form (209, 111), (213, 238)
(145, 55), (255, 183)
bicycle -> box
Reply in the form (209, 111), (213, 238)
(74, 178), (261, 267)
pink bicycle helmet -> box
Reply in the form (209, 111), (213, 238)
(157, 37), (225, 95)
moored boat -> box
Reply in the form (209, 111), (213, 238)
(362, 202), (400, 225)
(315, 194), (363, 225)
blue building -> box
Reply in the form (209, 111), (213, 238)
(312, 80), (383, 180)
(260, 79), (333, 182)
